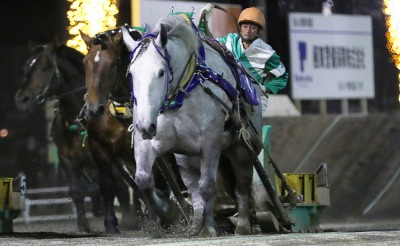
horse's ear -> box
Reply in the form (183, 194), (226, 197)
(113, 32), (123, 45)
(80, 30), (92, 47)
(121, 26), (138, 52)
(27, 40), (37, 52)
(131, 31), (142, 41)
(156, 24), (168, 48)
(49, 37), (60, 52)
(53, 35), (63, 47)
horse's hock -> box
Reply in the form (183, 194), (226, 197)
(262, 113), (400, 230)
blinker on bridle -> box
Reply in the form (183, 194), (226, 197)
(127, 34), (174, 107)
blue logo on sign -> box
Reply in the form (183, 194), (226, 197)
(298, 41), (307, 72)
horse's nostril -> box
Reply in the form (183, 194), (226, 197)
(21, 97), (30, 103)
(148, 124), (157, 136)
(98, 105), (105, 115)
(89, 105), (106, 118)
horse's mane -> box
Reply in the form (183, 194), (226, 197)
(56, 44), (85, 75)
(54, 44), (86, 101)
(153, 15), (199, 55)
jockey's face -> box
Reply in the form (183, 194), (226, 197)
(240, 23), (260, 43)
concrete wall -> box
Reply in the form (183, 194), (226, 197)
(263, 113), (400, 228)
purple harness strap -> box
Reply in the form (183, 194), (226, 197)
(128, 23), (259, 113)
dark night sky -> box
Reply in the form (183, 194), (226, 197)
(1, 1), (71, 45)
(0, 0), (399, 179)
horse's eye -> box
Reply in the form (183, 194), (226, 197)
(157, 70), (165, 78)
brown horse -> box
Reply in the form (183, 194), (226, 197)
(14, 41), (133, 233)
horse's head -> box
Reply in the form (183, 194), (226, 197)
(81, 28), (141, 119)
(15, 41), (62, 111)
(122, 16), (199, 140)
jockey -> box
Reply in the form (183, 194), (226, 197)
(199, 5), (288, 111)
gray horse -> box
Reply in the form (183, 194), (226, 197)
(122, 15), (262, 237)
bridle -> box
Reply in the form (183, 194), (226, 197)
(90, 31), (132, 103)
(23, 46), (62, 105)
(127, 34), (174, 107)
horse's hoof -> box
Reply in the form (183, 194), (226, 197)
(198, 226), (218, 237)
(78, 219), (91, 233)
(234, 225), (252, 235)
(119, 217), (141, 231)
(143, 218), (165, 238)
(160, 200), (180, 224)
(235, 220), (252, 235)
(104, 216), (120, 233)
(105, 226), (121, 234)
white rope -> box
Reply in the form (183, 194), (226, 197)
(238, 126), (254, 152)
(128, 123), (135, 148)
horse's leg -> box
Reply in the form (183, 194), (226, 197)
(88, 139), (120, 233)
(99, 162), (120, 233)
(182, 138), (221, 237)
(112, 163), (142, 230)
(226, 145), (254, 235)
(197, 151), (220, 237)
(174, 154), (202, 235)
(64, 159), (90, 232)
(56, 132), (90, 232)
(89, 190), (103, 217)
(83, 166), (103, 218)
(134, 139), (179, 225)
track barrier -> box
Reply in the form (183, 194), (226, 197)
(14, 186), (92, 224)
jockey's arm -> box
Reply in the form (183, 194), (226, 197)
(263, 72), (288, 94)
(263, 53), (288, 94)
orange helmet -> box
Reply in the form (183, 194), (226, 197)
(238, 7), (265, 29)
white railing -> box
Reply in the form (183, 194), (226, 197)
(14, 186), (92, 223)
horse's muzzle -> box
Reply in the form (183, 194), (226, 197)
(87, 104), (105, 118)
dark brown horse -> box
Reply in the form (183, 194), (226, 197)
(14, 41), (133, 233)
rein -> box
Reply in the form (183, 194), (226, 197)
(57, 85), (86, 98)
(34, 53), (62, 104)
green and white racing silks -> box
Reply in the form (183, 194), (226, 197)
(218, 33), (288, 94)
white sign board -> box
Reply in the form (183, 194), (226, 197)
(134, 0), (240, 36)
(289, 13), (375, 100)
